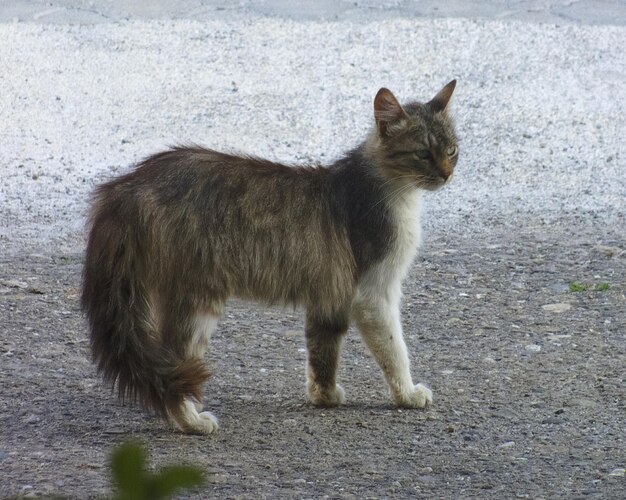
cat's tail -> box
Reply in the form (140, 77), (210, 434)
(81, 195), (210, 421)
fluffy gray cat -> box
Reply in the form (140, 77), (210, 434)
(82, 81), (459, 434)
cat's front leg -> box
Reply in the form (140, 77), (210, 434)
(305, 311), (349, 407)
(352, 295), (432, 408)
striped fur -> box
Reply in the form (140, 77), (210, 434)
(82, 81), (459, 433)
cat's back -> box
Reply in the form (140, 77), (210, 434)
(91, 146), (331, 218)
(154, 146), (326, 182)
(88, 146), (347, 260)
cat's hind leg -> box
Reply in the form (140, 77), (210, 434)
(305, 311), (349, 407)
(173, 400), (219, 435)
(168, 312), (220, 434)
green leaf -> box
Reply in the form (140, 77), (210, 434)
(148, 465), (204, 498)
(110, 441), (147, 500)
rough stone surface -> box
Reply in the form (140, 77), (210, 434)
(1, 225), (625, 498)
(2, 0), (626, 25)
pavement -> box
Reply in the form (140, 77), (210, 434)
(0, 0), (624, 287)
(1, 1), (624, 258)
(2, 0), (626, 25)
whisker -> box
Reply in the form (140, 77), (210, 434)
(363, 182), (414, 218)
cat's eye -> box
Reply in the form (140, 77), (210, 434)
(414, 150), (431, 160)
(446, 145), (458, 157)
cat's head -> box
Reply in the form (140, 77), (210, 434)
(365, 80), (458, 191)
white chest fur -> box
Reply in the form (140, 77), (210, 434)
(357, 189), (423, 302)
(388, 189), (423, 276)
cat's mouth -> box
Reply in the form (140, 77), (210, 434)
(421, 174), (452, 191)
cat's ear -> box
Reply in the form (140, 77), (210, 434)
(374, 88), (408, 137)
(428, 80), (456, 113)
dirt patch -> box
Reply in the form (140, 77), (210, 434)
(1, 219), (624, 498)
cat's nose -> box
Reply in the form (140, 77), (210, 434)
(439, 161), (453, 181)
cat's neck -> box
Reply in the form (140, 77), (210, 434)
(333, 139), (424, 202)
(330, 141), (422, 223)
(328, 141), (423, 278)
(361, 128), (385, 169)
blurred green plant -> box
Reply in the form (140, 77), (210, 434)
(569, 281), (610, 293)
(569, 281), (589, 293)
(111, 442), (204, 500)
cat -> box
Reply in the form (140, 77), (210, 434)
(82, 80), (459, 434)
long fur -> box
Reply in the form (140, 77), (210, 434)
(82, 81), (459, 433)
(81, 195), (211, 417)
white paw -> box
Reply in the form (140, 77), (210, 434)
(174, 400), (219, 435)
(308, 383), (346, 407)
(395, 383), (433, 409)
(195, 411), (219, 434)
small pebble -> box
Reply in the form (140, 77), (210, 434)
(542, 303), (572, 313)
(207, 474), (228, 484)
(417, 475), (436, 483)
(24, 414), (40, 424)
(608, 468), (625, 477)
(595, 245), (624, 257)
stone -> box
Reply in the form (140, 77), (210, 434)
(542, 303), (572, 313)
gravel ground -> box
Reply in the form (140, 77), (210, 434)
(1, 2), (625, 499)
(1, 223), (625, 498)
(1, 18), (624, 254)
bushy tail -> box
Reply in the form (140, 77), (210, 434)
(81, 198), (210, 418)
